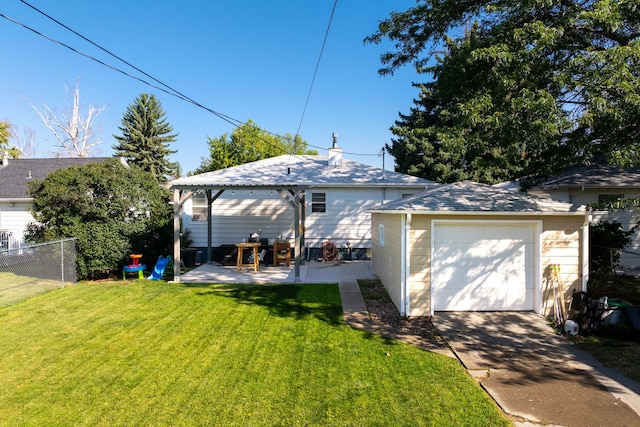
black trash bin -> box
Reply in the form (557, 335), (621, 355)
(180, 248), (198, 267)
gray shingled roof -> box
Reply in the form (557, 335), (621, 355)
(0, 157), (110, 199)
(541, 164), (640, 189)
(170, 155), (433, 189)
(370, 181), (585, 214)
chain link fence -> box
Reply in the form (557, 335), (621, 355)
(0, 239), (77, 307)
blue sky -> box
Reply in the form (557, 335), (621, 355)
(1, 0), (421, 174)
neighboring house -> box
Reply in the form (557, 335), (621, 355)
(169, 143), (435, 276)
(533, 164), (640, 268)
(0, 155), (110, 249)
(369, 181), (588, 317)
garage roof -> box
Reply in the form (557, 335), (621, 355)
(170, 155), (433, 190)
(540, 164), (640, 189)
(370, 181), (585, 215)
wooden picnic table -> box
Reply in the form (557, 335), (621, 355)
(235, 242), (261, 272)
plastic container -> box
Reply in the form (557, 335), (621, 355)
(564, 319), (579, 336)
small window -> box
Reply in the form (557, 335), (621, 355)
(379, 224), (385, 247)
(311, 192), (326, 213)
(191, 192), (208, 221)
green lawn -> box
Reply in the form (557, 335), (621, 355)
(0, 271), (61, 307)
(0, 281), (509, 426)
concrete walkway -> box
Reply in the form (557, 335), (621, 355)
(433, 312), (640, 427)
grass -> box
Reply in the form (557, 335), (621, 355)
(569, 272), (640, 382)
(571, 335), (640, 382)
(0, 272), (61, 307)
(0, 280), (509, 426)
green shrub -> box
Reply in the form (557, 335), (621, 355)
(26, 159), (172, 279)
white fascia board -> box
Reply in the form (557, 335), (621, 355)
(369, 210), (586, 216)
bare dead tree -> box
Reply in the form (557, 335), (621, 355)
(9, 125), (36, 158)
(28, 78), (105, 157)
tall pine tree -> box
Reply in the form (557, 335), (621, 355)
(113, 93), (178, 182)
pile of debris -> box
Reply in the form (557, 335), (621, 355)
(566, 291), (640, 338)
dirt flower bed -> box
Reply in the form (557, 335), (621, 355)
(358, 278), (442, 343)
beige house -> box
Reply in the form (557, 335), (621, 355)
(533, 164), (640, 269)
(369, 182), (588, 317)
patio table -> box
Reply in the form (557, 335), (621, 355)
(235, 242), (261, 272)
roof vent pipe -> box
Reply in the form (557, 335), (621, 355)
(328, 132), (342, 167)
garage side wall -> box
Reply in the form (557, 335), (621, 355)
(371, 213), (404, 312)
(408, 216), (431, 317)
(541, 217), (584, 317)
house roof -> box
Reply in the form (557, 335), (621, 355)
(540, 164), (640, 189)
(370, 181), (585, 215)
(170, 155), (434, 190)
(0, 157), (110, 200)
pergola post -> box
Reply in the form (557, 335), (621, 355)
(173, 188), (181, 282)
(294, 191), (301, 281)
(206, 189), (212, 265)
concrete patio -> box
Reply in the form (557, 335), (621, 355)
(176, 260), (377, 284)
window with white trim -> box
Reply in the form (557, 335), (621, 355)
(311, 192), (326, 213)
(191, 192), (208, 221)
(379, 224), (385, 247)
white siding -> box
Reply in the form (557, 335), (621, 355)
(183, 187), (413, 249)
(0, 202), (33, 242)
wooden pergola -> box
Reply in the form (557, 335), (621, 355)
(170, 183), (308, 282)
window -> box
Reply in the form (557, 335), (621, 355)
(379, 224), (385, 247)
(598, 194), (624, 204)
(191, 192), (208, 221)
(311, 192), (326, 213)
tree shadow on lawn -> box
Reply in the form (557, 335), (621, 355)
(181, 283), (344, 326)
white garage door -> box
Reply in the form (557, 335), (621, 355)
(432, 222), (536, 311)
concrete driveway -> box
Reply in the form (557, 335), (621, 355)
(433, 312), (640, 427)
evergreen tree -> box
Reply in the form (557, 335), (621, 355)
(113, 93), (178, 182)
(367, 0), (640, 186)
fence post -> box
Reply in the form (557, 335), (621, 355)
(60, 240), (65, 288)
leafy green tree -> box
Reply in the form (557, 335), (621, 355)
(193, 120), (318, 174)
(25, 159), (172, 280)
(367, 1), (640, 186)
(113, 93), (178, 183)
(0, 121), (21, 159)
(590, 220), (634, 275)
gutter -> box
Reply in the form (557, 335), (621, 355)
(367, 209), (586, 217)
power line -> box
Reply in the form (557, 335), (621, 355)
(6, 2), (383, 159)
(295, 0), (338, 138)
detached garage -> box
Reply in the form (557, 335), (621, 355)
(370, 182), (588, 317)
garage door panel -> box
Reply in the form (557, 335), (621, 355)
(433, 223), (536, 311)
